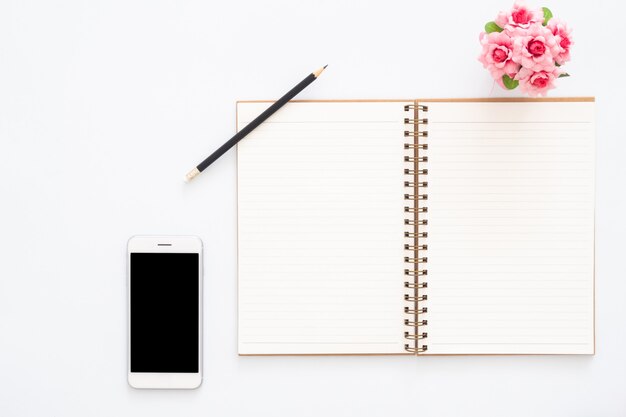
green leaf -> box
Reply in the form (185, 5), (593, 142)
(502, 74), (519, 90)
(542, 7), (553, 25)
(558, 73), (570, 78)
(485, 21), (503, 33)
(555, 62), (561, 67)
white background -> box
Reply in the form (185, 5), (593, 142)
(1, 0), (624, 415)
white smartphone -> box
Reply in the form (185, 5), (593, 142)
(127, 235), (203, 389)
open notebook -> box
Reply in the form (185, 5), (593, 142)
(237, 98), (595, 355)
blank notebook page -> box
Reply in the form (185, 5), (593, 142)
(237, 101), (410, 355)
(424, 101), (595, 354)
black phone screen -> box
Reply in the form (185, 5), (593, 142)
(130, 252), (199, 373)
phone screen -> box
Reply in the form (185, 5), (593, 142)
(130, 252), (199, 373)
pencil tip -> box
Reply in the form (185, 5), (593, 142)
(313, 65), (328, 78)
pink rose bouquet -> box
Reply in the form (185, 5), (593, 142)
(478, 2), (572, 96)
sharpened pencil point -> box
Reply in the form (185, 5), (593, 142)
(313, 65), (327, 78)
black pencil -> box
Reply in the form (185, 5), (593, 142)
(184, 65), (328, 182)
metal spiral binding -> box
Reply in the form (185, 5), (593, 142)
(403, 103), (429, 354)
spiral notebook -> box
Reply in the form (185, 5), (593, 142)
(236, 98), (595, 355)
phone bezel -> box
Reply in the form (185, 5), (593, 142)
(127, 235), (203, 389)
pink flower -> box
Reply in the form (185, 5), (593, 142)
(495, 1), (544, 33)
(516, 67), (559, 96)
(512, 23), (558, 72)
(478, 2), (573, 96)
(547, 18), (573, 64)
(478, 31), (520, 81)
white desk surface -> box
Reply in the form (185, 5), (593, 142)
(1, 0), (625, 415)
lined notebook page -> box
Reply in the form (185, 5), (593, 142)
(237, 102), (410, 355)
(424, 101), (595, 354)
